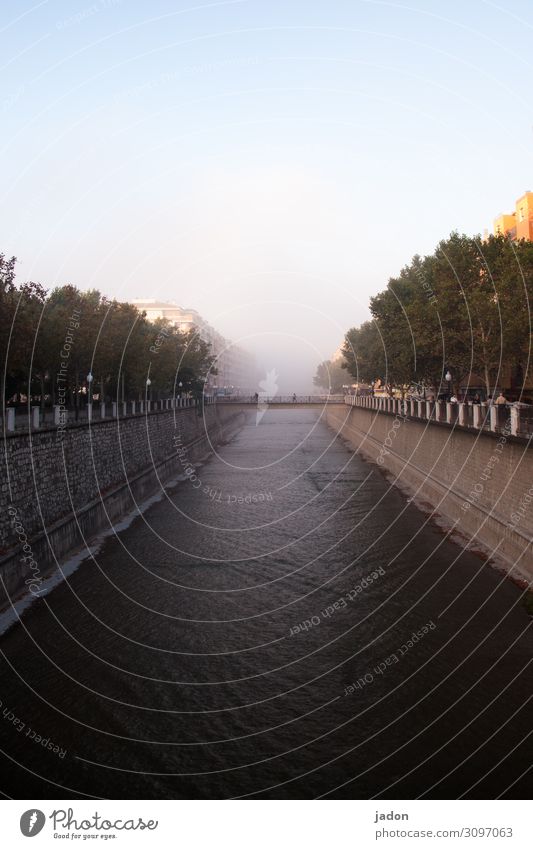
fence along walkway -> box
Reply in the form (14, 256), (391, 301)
(2, 395), (216, 433)
(345, 394), (533, 440)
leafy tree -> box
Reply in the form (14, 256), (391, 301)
(343, 321), (386, 387)
(313, 359), (348, 393)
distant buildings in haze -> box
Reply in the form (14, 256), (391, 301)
(131, 299), (256, 393)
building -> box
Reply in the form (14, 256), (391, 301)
(493, 190), (533, 241)
(131, 300), (256, 393)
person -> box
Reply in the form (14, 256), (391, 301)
(253, 392), (259, 403)
(292, 393), (297, 402)
(495, 392), (508, 405)
(449, 394), (458, 403)
(472, 393), (481, 405)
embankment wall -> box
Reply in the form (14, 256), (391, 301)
(326, 404), (533, 581)
(0, 405), (246, 601)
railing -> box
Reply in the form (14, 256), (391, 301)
(343, 394), (533, 439)
(1, 395), (216, 433)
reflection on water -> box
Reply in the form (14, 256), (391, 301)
(0, 409), (531, 799)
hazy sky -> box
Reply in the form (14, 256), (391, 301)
(2, 0), (533, 390)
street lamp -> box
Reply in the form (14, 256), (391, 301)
(87, 372), (93, 419)
(146, 377), (152, 407)
(445, 369), (452, 401)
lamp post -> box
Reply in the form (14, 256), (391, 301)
(146, 377), (152, 410)
(87, 372), (93, 421)
(445, 369), (452, 400)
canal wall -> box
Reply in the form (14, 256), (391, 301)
(0, 404), (246, 602)
(326, 403), (533, 581)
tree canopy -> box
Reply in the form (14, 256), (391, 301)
(313, 359), (349, 393)
(342, 234), (533, 398)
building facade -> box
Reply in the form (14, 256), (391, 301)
(131, 300), (256, 393)
(493, 190), (533, 241)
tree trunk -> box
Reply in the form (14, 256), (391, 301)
(484, 364), (491, 398)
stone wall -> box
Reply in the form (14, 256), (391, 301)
(326, 404), (533, 581)
(0, 405), (245, 601)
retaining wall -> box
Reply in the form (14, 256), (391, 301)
(326, 404), (533, 581)
(0, 405), (246, 602)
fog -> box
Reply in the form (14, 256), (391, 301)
(215, 298), (348, 394)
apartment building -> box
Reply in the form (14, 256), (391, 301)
(131, 299), (256, 393)
(493, 190), (533, 241)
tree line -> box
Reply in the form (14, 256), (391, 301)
(0, 254), (216, 410)
(340, 233), (533, 399)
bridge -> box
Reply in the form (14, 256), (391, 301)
(216, 394), (345, 405)
(2, 394), (346, 432)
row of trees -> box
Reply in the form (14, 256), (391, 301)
(0, 254), (216, 409)
(341, 233), (533, 398)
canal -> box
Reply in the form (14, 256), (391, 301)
(0, 408), (531, 799)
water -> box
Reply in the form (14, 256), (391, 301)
(0, 408), (531, 799)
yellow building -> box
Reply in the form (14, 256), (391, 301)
(515, 191), (533, 240)
(494, 212), (516, 238)
(493, 190), (533, 240)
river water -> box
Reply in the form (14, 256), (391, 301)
(0, 408), (531, 799)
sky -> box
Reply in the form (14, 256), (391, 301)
(1, 0), (533, 391)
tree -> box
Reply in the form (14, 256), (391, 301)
(313, 359), (349, 393)
(343, 321), (386, 387)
